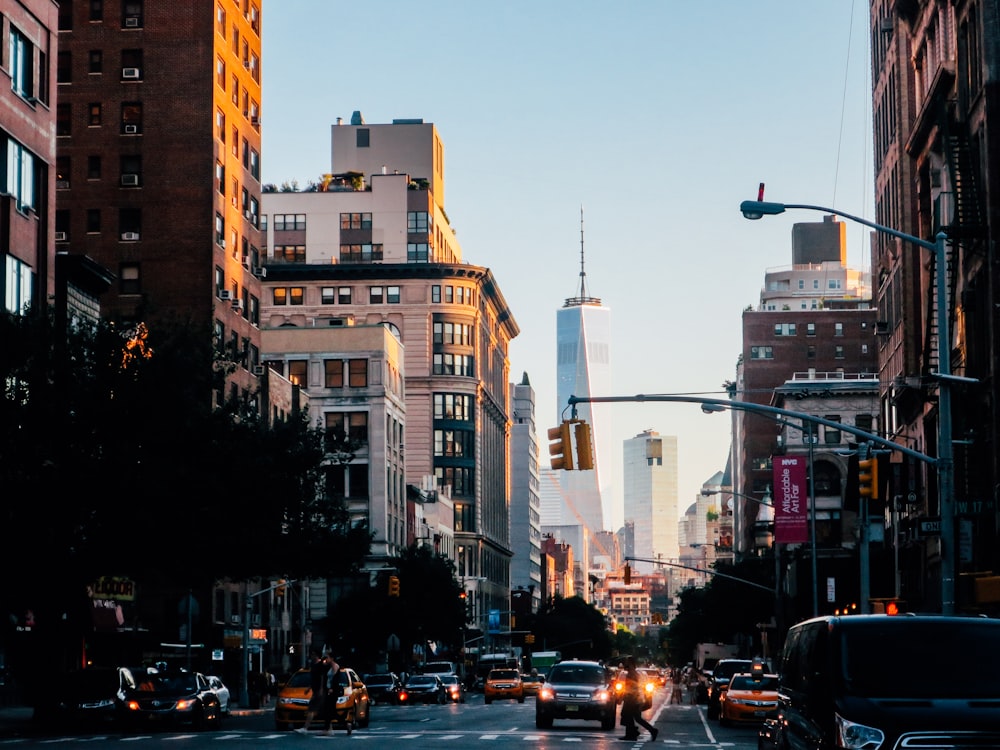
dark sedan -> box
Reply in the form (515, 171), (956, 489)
(363, 672), (402, 705)
(399, 674), (447, 705)
(52, 666), (138, 727)
(124, 669), (223, 730)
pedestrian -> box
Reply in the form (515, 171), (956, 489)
(686, 667), (703, 705)
(620, 657), (658, 742)
(296, 648), (330, 733)
(321, 656), (346, 735)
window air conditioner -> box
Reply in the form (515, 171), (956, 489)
(56, 180), (69, 189)
(122, 67), (140, 79)
(121, 232), (140, 241)
(232, 299), (244, 311)
(219, 290), (232, 301)
(121, 173), (139, 186)
(252, 266), (266, 277)
(252, 365), (265, 376)
(125, 16), (140, 27)
(54, 231), (67, 241)
(124, 124), (138, 134)
(218, 239), (226, 249)
(230, 615), (240, 625)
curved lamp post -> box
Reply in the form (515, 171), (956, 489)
(739, 198), (957, 615)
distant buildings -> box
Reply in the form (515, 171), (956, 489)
(623, 430), (679, 574)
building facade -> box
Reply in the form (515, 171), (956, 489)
(510, 373), (543, 612)
(622, 430), (679, 574)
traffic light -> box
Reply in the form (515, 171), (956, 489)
(575, 421), (595, 470)
(388, 575), (400, 597)
(547, 421), (575, 471)
(859, 455), (879, 500)
(623, 564), (631, 585)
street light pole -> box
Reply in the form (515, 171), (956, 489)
(740, 198), (956, 614)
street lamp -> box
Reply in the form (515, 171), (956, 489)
(739, 197), (957, 615)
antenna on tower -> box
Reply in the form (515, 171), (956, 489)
(563, 204), (601, 307)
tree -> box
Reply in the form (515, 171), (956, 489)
(533, 596), (614, 661)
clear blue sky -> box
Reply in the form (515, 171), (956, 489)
(262, 1), (875, 531)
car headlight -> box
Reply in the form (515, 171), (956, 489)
(175, 699), (197, 711)
(538, 687), (554, 701)
(594, 689), (611, 703)
(835, 713), (885, 750)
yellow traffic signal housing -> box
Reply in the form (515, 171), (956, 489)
(547, 421), (575, 471)
(858, 457), (879, 499)
(388, 575), (400, 597)
(623, 564), (632, 585)
(575, 421), (595, 470)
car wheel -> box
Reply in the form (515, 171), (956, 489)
(358, 703), (370, 729)
(536, 713), (553, 729)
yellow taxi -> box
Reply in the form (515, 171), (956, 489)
(521, 673), (544, 697)
(274, 667), (370, 732)
(484, 668), (524, 704)
(717, 671), (779, 726)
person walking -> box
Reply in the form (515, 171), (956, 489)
(320, 656), (346, 735)
(620, 658), (658, 742)
(296, 648), (330, 733)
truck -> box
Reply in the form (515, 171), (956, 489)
(694, 642), (739, 673)
(526, 650), (561, 678)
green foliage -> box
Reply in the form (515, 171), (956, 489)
(0, 310), (370, 636)
(532, 596), (614, 661)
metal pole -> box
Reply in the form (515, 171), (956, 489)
(935, 232), (955, 615)
(241, 584), (252, 708)
(808, 433), (818, 617)
(860, 494), (870, 614)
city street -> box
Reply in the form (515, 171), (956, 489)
(0, 689), (763, 750)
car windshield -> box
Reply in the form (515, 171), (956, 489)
(839, 620), (1000, 699)
(364, 675), (393, 686)
(730, 675), (777, 691)
(490, 670), (519, 681)
(441, 675), (459, 685)
(548, 666), (606, 685)
(286, 671), (312, 688)
(407, 676), (436, 687)
(152, 674), (198, 694)
(714, 662), (751, 679)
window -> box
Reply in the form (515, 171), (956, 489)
(10, 26), (34, 100)
(216, 161), (224, 193)
(249, 196), (259, 227)
(89, 50), (103, 74)
(4, 139), (37, 213)
(87, 155), (101, 179)
(806, 345), (816, 359)
(57, 51), (71, 83)
(216, 3), (226, 35)
(386, 286), (400, 303)
(90, 0), (104, 21)
(88, 103), (102, 126)
(774, 323), (796, 336)
(750, 346), (773, 360)
(435, 429), (474, 457)
(275, 245), (305, 262)
(58, 1), (74, 30)
(432, 285), (441, 303)
(249, 52), (259, 82)
(216, 109), (225, 141)
(120, 207), (141, 237)
(338, 287), (351, 304)
(216, 56), (225, 88)
(339, 212), (371, 230)
(4, 255), (34, 315)
(348, 359), (367, 387)
(321, 287), (336, 305)
(369, 286), (383, 304)
(289, 287), (304, 305)
(121, 102), (142, 134)
(122, 0), (143, 28)
(274, 214), (306, 231)
(250, 3), (260, 34)
(324, 360), (344, 388)
(119, 263), (140, 295)
(55, 209), (69, 238)
(340, 244), (383, 262)
(55, 156), (70, 189)
(834, 345), (845, 359)
(834, 322), (844, 336)
(357, 129), (369, 147)
(272, 287), (286, 305)
(855, 414), (874, 433)
(823, 416), (841, 445)
(56, 104), (71, 136)
(408, 211), (430, 233)
(249, 148), (260, 180)
(433, 353), (474, 376)
(87, 209), (101, 232)
(806, 323), (816, 336)
(120, 154), (141, 186)
(287, 360), (307, 387)
(215, 213), (224, 244)
(434, 393), (472, 421)
(407, 243), (430, 262)
(828, 279), (842, 290)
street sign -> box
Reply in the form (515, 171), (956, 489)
(920, 518), (941, 535)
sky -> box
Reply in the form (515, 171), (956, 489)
(262, 1), (876, 532)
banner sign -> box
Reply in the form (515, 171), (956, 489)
(773, 456), (809, 544)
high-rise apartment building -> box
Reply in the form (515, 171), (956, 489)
(555, 216), (612, 544)
(55, 0), (264, 401)
(260, 115), (519, 627)
(510, 373), (542, 611)
(623, 430), (679, 574)
(2, 2), (57, 317)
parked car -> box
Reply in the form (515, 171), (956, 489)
(520, 673), (544, 697)
(363, 672), (402, 705)
(399, 674), (447, 705)
(535, 660), (616, 730)
(706, 658), (754, 719)
(124, 669), (223, 730)
(205, 675), (231, 714)
(439, 673), (466, 703)
(53, 666), (138, 727)
(718, 672), (778, 726)
(484, 668), (524, 704)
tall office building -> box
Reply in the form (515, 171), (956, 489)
(556, 211), (612, 546)
(55, 0), (265, 403)
(510, 373), (542, 611)
(623, 430), (679, 574)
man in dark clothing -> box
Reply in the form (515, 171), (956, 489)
(296, 648), (330, 733)
(620, 657), (658, 741)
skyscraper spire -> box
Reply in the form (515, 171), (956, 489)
(565, 205), (601, 307)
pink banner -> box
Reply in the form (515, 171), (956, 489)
(773, 456), (809, 544)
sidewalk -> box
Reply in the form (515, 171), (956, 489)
(0, 704), (269, 736)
